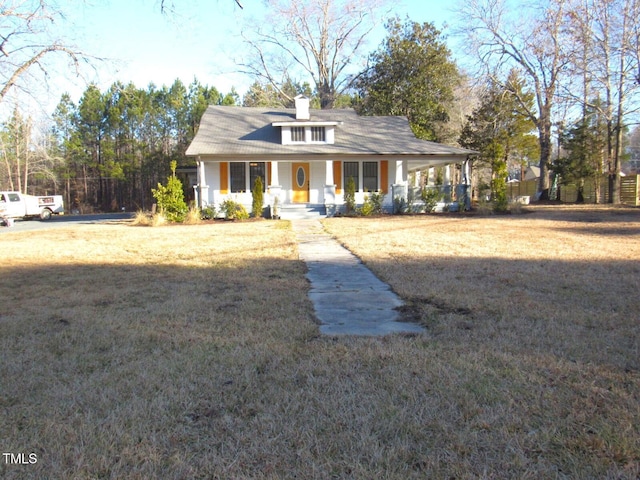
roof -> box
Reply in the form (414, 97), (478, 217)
(524, 166), (541, 180)
(186, 106), (476, 159)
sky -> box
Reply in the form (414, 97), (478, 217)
(10, 0), (461, 117)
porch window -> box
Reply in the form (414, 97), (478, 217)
(363, 162), (378, 192)
(249, 162), (266, 191)
(311, 126), (326, 142)
(344, 162), (359, 191)
(291, 127), (305, 142)
(230, 162), (246, 192)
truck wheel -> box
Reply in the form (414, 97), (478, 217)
(40, 208), (52, 220)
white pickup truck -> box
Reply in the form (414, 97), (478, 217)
(0, 191), (65, 221)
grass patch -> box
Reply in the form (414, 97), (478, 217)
(1, 207), (639, 479)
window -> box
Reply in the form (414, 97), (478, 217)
(291, 127), (305, 142)
(363, 162), (378, 192)
(230, 162), (246, 192)
(311, 126), (325, 142)
(249, 162), (266, 191)
(344, 162), (359, 191)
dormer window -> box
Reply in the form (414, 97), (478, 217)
(291, 126), (305, 142)
(311, 126), (326, 142)
(273, 121), (338, 145)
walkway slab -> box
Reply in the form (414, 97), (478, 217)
(292, 219), (425, 336)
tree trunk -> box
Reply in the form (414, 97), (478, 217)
(538, 113), (552, 199)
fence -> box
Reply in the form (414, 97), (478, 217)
(506, 175), (639, 206)
(506, 180), (538, 200)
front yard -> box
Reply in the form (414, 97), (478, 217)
(1, 206), (638, 478)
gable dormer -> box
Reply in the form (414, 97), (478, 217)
(272, 97), (340, 145)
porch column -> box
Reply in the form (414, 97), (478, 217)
(325, 160), (334, 185)
(392, 160), (408, 213)
(394, 160), (407, 185)
(444, 164), (452, 202)
(462, 159), (471, 210)
(324, 160), (337, 217)
(270, 161), (280, 187)
(269, 160), (282, 218)
(428, 167), (435, 186)
(197, 159), (209, 207)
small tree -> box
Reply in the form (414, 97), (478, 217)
(251, 176), (264, 218)
(344, 177), (356, 214)
(152, 161), (188, 222)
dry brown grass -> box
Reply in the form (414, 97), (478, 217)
(1, 206), (639, 479)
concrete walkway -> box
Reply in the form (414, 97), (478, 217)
(292, 219), (425, 336)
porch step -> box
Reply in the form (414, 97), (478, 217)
(277, 204), (326, 220)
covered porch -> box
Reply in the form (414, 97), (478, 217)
(194, 156), (472, 217)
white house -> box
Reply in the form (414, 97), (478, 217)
(185, 96), (475, 217)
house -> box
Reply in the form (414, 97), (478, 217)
(185, 96), (475, 217)
(524, 165), (541, 181)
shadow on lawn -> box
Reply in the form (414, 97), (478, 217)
(1, 254), (639, 480)
(2, 250), (639, 372)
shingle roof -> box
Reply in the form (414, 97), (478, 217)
(186, 106), (475, 158)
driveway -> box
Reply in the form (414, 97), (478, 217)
(0, 213), (134, 233)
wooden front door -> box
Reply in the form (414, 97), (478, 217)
(292, 162), (309, 203)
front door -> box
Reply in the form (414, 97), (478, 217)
(292, 162), (309, 203)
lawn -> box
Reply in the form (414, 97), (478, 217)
(1, 206), (639, 479)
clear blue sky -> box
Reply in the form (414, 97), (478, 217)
(50, 0), (459, 110)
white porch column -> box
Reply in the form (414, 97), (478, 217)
(392, 160), (409, 213)
(443, 164), (452, 202)
(325, 160), (334, 185)
(324, 160), (337, 216)
(462, 159), (471, 210)
(394, 160), (407, 184)
(197, 159), (209, 207)
(269, 160), (282, 218)
(270, 161), (280, 187)
(463, 159), (470, 185)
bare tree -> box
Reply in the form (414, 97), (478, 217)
(161, 0), (244, 11)
(238, 0), (390, 109)
(560, 0), (640, 203)
(0, 1), (88, 106)
(456, 0), (570, 198)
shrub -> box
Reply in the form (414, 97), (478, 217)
(131, 210), (151, 226)
(184, 206), (202, 225)
(421, 187), (441, 213)
(220, 199), (249, 220)
(151, 212), (167, 227)
(344, 177), (357, 215)
(201, 206), (216, 220)
(151, 161), (188, 222)
(360, 191), (384, 216)
(251, 176), (264, 218)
